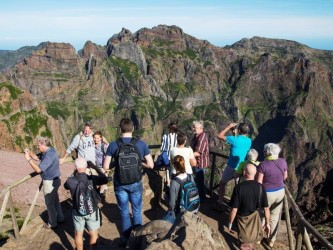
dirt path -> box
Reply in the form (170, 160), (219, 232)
(0, 150), (290, 249)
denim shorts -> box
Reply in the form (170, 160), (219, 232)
(72, 209), (100, 232)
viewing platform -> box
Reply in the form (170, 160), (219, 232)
(0, 149), (332, 249)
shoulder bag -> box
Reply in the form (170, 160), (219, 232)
(236, 185), (264, 243)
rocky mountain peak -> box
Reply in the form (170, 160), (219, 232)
(79, 41), (106, 59)
(0, 25), (333, 224)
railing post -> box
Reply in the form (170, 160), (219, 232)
(209, 154), (216, 195)
(20, 180), (43, 234)
(296, 224), (304, 250)
(285, 187), (333, 250)
(0, 191), (10, 227)
(302, 227), (313, 250)
(8, 190), (20, 239)
(284, 195), (295, 250)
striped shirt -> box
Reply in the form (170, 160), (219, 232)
(160, 133), (178, 159)
(191, 132), (210, 168)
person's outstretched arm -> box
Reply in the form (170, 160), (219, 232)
(217, 123), (237, 141)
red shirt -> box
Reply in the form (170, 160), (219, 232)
(191, 132), (210, 168)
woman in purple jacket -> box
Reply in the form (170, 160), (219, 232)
(257, 143), (288, 248)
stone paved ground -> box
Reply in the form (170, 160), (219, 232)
(0, 150), (290, 249)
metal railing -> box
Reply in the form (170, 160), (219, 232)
(1, 146), (332, 250)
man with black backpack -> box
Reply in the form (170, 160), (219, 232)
(103, 118), (154, 248)
(64, 158), (108, 250)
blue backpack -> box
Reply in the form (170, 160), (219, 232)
(155, 134), (170, 168)
(154, 151), (170, 168)
(174, 174), (200, 213)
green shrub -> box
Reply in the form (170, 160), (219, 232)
(203, 61), (213, 67)
(82, 106), (105, 121)
(0, 102), (11, 115)
(15, 136), (23, 148)
(24, 109), (49, 136)
(162, 82), (190, 101)
(0, 82), (23, 100)
(108, 127), (118, 141)
(25, 136), (32, 144)
(108, 56), (140, 82)
(104, 101), (117, 112)
(134, 129), (144, 138)
(10, 112), (23, 124)
(142, 47), (163, 58)
(41, 129), (52, 138)
(2, 120), (11, 132)
(0, 231), (10, 241)
(17, 219), (24, 229)
(33, 72), (68, 79)
(153, 39), (174, 47)
(78, 88), (89, 100)
(46, 101), (70, 119)
(183, 48), (197, 60)
(3, 214), (11, 219)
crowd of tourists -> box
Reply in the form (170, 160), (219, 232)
(24, 118), (288, 250)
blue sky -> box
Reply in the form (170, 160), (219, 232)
(1, 0), (333, 51)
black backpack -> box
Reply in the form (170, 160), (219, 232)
(174, 174), (200, 213)
(74, 176), (100, 216)
(115, 138), (142, 185)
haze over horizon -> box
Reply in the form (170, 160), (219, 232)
(1, 0), (333, 51)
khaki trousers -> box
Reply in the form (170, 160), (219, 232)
(267, 188), (285, 242)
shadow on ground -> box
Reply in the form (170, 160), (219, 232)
(199, 195), (240, 250)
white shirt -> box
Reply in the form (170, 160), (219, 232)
(170, 147), (195, 174)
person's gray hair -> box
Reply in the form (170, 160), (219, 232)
(264, 143), (281, 158)
(247, 149), (258, 161)
(193, 120), (204, 129)
(36, 136), (51, 146)
(75, 157), (87, 171)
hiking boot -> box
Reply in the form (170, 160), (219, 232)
(118, 237), (128, 248)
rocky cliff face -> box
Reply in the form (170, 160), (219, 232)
(0, 25), (332, 223)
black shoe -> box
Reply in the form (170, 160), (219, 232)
(43, 223), (57, 229)
(118, 237), (128, 248)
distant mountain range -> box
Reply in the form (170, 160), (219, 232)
(0, 43), (48, 70)
(0, 25), (332, 225)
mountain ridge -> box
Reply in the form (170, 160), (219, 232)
(0, 24), (332, 225)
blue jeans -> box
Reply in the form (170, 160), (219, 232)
(192, 167), (206, 201)
(114, 180), (143, 238)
